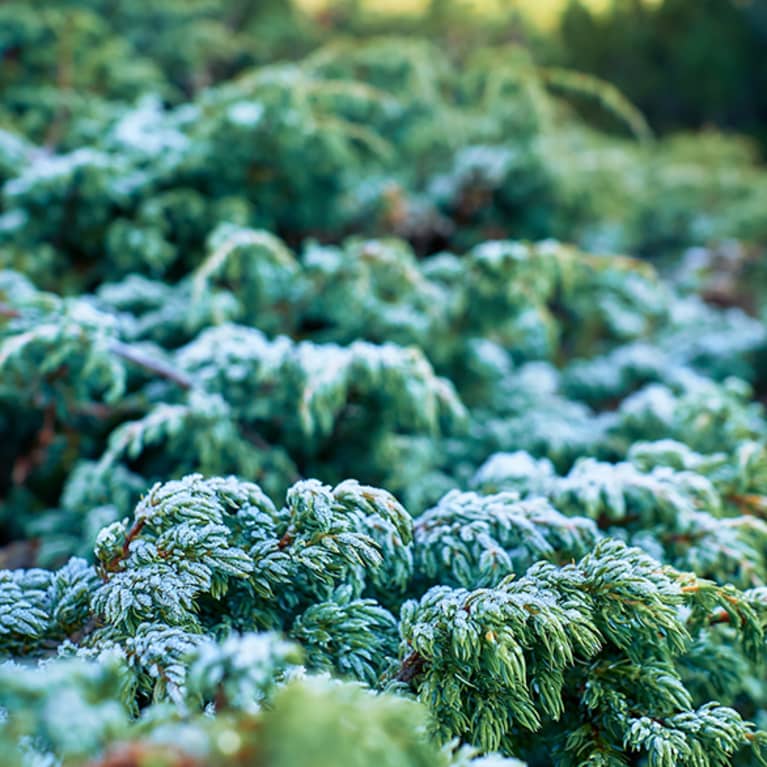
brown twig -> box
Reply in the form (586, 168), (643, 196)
(108, 340), (193, 390)
(3, 303), (191, 391)
(709, 609), (733, 626)
(395, 650), (426, 684)
(102, 518), (147, 575)
(727, 493), (767, 519)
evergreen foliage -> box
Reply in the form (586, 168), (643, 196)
(2, 2), (767, 766)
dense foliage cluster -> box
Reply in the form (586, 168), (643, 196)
(2, 2), (767, 766)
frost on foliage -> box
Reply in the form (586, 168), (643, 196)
(0, 648), (437, 766)
(629, 438), (767, 505)
(0, 291), (126, 409)
(93, 474), (270, 633)
(398, 539), (767, 765)
(176, 323), (465, 444)
(185, 632), (302, 713)
(28, 461), (151, 564)
(6, 230), (762, 567)
(0, 559), (97, 656)
(561, 341), (670, 406)
(0, 651), (131, 764)
(466, 362), (616, 470)
(0, 641), (525, 767)
(96, 272), (240, 347)
(660, 295), (767, 381)
(124, 622), (205, 704)
(289, 586), (398, 685)
(614, 376), (767, 456)
(192, 223), (300, 335)
(0, 570), (49, 651)
(87, 389), (299, 502)
(472, 452), (767, 587)
(87, 475), (411, 685)
(470, 451), (557, 497)
(413, 490), (598, 588)
(3, 17), (767, 767)
(275, 477), (414, 605)
(1, 470), (767, 765)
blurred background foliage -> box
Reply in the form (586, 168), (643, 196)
(2, 0), (766, 268)
(2, 0), (764, 145)
(303, 0), (767, 149)
(3, 7), (767, 764)
(2, 0), (767, 533)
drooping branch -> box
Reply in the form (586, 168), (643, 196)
(108, 340), (193, 391)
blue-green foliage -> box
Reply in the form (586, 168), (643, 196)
(3, 225), (767, 765)
(2, 3), (767, 766)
